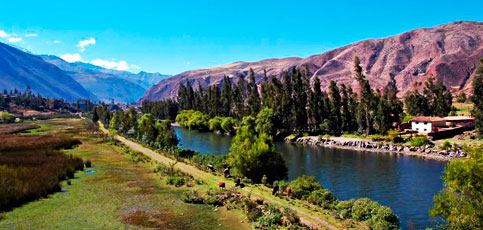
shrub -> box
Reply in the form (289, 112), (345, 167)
(440, 141), (452, 150)
(166, 176), (185, 187)
(221, 117), (236, 135)
(290, 175), (323, 199)
(176, 148), (196, 158)
(351, 198), (380, 221)
(368, 206), (400, 230)
(242, 199), (263, 222)
(208, 116), (223, 132)
(307, 189), (337, 209)
(273, 180), (290, 192)
(0, 111), (15, 124)
(191, 153), (229, 171)
(335, 199), (356, 219)
(282, 208), (300, 225)
(256, 205), (283, 227)
(402, 114), (413, 123)
(175, 110), (209, 131)
(181, 190), (204, 204)
(387, 129), (400, 143)
(410, 136), (430, 147)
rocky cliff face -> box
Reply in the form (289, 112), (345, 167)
(141, 21), (483, 102)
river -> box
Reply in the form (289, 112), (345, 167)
(174, 127), (446, 229)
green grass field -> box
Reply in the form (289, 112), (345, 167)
(0, 119), (249, 230)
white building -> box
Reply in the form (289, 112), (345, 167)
(410, 117), (446, 134)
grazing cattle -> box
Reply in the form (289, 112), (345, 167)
(207, 164), (215, 172)
(218, 181), (226, 189)
(223, 168), (230, 178)
(272, 185), (279, 195)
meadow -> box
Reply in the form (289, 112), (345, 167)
(0, 118), (249, 230)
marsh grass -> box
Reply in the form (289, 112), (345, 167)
(0, 133), (84, 210)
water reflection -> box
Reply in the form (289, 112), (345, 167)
(174, 127), (446, 229)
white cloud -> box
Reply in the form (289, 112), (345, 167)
(24, 33), (38, 37)
(53, 40), (61, 44)
(91, 59), (129, 71)
(77, 38), (96, 52)
(60, 53), (86, 63)
(8, 37), (22, 43)
(130, 64), (141, 69)
(0, 30), (8, 38)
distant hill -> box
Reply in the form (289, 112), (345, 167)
(41, 56), (170, 103)
(0, 42), (97, 101)
(141, 21), (483, 102)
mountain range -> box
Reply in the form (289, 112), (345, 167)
(141, 21), (483, 102)
(0, 41), (169, 103)
(0, 42), (97, 101)
(41, 55), (169, 103)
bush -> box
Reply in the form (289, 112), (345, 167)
(307, 189), (337, 209)
(282, 208), (300, 225)
(336, 199), (356, 219)
(181, 190), (204, 204)
(440, 141), (452, 150)
(176, 148), (196, 158)
(221, 117), (236, 135)
(256, 205), (283, 227)
(166, 176), (185, 187)
(410, 136), (430, 147)
(0, 111), (15, 124)
(242, 199), (263, 222)
(368, 206), (400, 230)
(351, 198), (379, 221)
(273, 180), (290, 192)
(191, 153), (229, 171)
(175, 110), (209, 131)
(208, 116), (223, 132)
(290, 175), (323, 199)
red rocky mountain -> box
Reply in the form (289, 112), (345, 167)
(141, 21), (483, 102)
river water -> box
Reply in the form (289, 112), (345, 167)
(174, 127), (446, 229)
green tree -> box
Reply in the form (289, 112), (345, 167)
(281, 71), (293, 131)
(472, 59), (483, 138)
(328, 81), (342, 135)
(430, 145), (483, 229)
(246, 68), (261, 116)
(221, 117), (236, 135)
(138, 113), (157, 144)
(354, 56), (374, 135)
(234, 74), (248, 118)
(456, 92), (467, 103)
(220, 76), (233, 116)
(155, 120), (178, 148)
(256, 107), (277, 137)
(229, 118), (287, 183)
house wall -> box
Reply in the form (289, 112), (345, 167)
(411, 121), (432, 133)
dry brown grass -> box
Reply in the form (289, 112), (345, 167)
(0, 133), (84, 211)
(0, 123), (39, 135)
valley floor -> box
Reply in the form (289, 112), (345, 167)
(0, 119), (250, 230)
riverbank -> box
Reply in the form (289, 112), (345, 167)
(292, 136), (467, 162)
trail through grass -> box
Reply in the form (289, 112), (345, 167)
(0, 119), (250, 230)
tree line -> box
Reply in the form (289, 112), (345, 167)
(175, 57), (406, 136)
(93, 105), (178, 149)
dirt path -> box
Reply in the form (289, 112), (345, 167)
(99, 123), (339, 230)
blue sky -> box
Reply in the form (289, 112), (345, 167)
(0, 0), (482, 75)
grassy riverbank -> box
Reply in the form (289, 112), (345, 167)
(0, 119), (250, 230)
